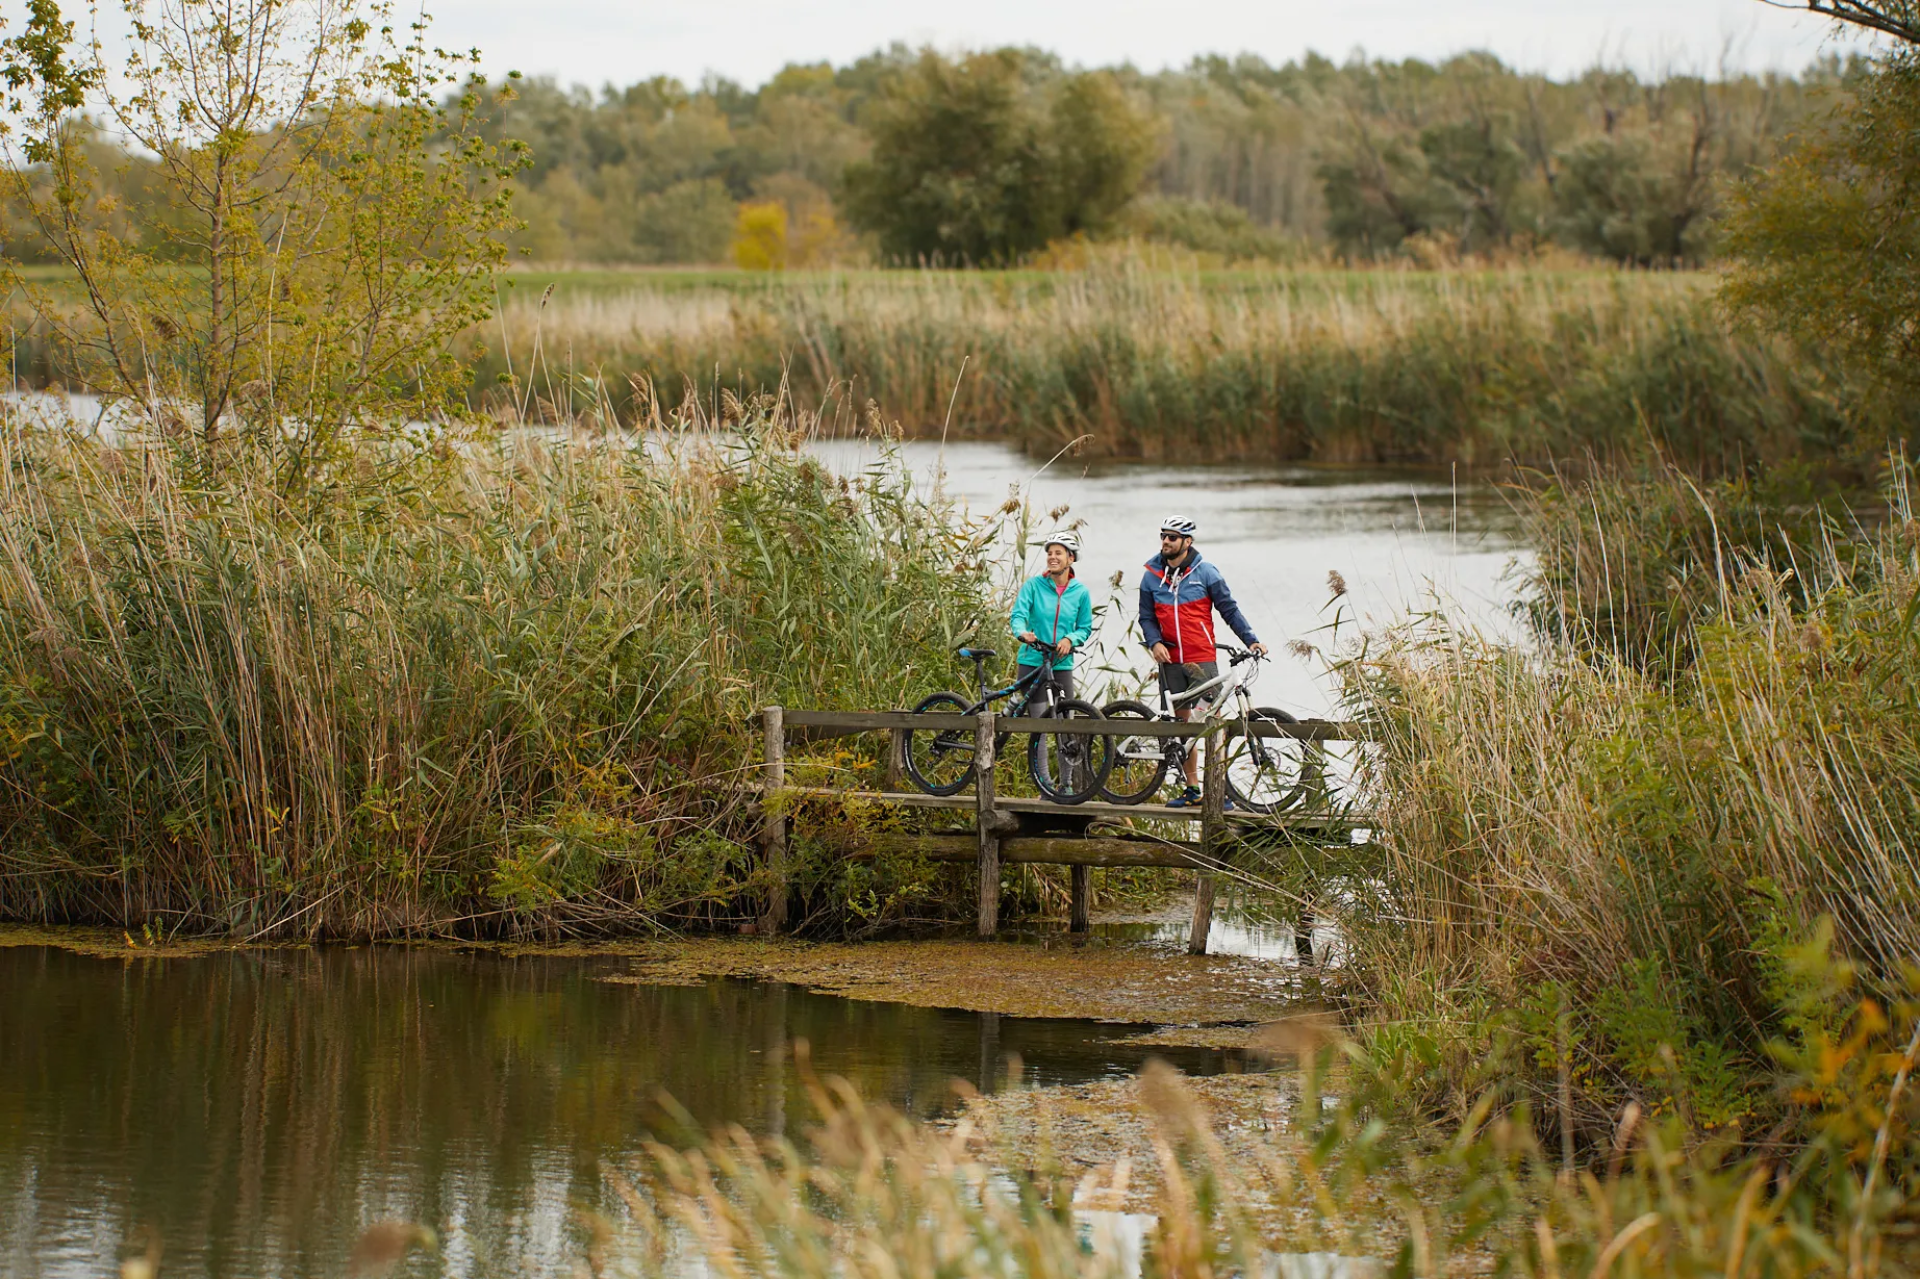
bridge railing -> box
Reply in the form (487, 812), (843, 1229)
(757, 705), (1371, 952)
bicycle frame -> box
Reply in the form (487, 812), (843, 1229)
(1157, 650), (1260, 724)
(968, 644), (1069, 717)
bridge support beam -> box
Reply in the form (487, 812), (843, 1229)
(760, 706), (788, 934)
(1070, 864), (1091, 934)
(1189, 721), (1226, 955)
(975, 709), (999, 937)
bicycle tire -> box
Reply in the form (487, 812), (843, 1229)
(1097, 699), (1171, 804)
(1027, 697), (1112, 805)
(902, 691), (977, 796)
(1225, 706), (1310, 814)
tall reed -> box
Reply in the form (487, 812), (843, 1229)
(480, 261), (1902, 471)
(0, 403), (997, 936)
(1340, 466), (1920, 1142)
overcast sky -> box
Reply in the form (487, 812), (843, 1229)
(424, 0), (1875, 92)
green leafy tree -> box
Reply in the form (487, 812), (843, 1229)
(1721, 11), (1920, 400)
(840, 50), (1158, 264)
(0, 0), (523, 473)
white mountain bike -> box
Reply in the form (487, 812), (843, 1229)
(1098, 645), (1312, 814)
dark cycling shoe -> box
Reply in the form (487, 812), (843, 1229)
(1165, 785), (1203, 808)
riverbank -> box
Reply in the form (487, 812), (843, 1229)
(17, 262), (1894, 470)
(468, 261), (1906, 471)
(1, 921), (1310, 1050)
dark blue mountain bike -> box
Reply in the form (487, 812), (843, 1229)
(902, 641), (1112, 805)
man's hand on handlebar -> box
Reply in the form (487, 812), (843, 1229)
(1249, 642), (1268, 657)
(1149, 642), (1171, 664)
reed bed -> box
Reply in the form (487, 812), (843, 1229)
(1339, 465), (1920, 1149)
(0, 404), (998, 936)
(578, 1050), (1919, 1278)
(484, 263), (1894, 471)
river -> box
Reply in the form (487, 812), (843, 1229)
(808, 440), (1525, 717)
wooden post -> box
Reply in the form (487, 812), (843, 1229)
(975, 708), (999, 938)
(1070, 864), (1091, 934)
(1188, 720), (1224, 955)
(884, 728), (906, 791)
(1295, 899), (1316, 966)
(760, 706), (788, 935)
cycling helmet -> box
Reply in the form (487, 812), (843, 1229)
(1043, 530), (1079, 557)
(1159, 515), (1198, 537)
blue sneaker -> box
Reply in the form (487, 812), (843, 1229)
(1223, 796), (1237, 813)
(1165, 785), (1202, 808)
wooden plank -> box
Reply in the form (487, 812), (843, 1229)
(778, 786), (1373, 829)
(760, 707), (788, 935)
(975, 709), (999, 937)
(1070, 865), (1091, 934)
(849, 833), (1216, 870)
(783, 786), (977, 811)
(785, 709), (969, 731)
(1189, 722), (1224, 955)
(781, 707), (1366, 742)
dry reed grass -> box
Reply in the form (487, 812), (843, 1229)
(481, 261), (1894, 470)
(585, 1052), (1918, 1277)
(0, 396), (998, 936)
(1339, 466), (1920, 1146)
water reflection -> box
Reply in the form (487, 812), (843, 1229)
(0, 944), (1255, 1279)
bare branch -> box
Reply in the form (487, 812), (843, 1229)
(1756, 0), (1920, 46)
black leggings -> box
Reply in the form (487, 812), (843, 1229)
(1017, 665), (1074, 703)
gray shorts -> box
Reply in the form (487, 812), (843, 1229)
(1160, 661), (1219, 707)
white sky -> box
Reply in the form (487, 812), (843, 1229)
(424, 0), (1876, 92)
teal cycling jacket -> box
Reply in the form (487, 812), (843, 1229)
(1010, 572), (1093, 671)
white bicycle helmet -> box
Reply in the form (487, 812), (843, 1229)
(1159, 515), (1198, 537)
(1043, 530), (1079, 557)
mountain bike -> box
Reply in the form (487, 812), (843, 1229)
(1099, 645), (1312, 814)
(902, 642), (1112, 805)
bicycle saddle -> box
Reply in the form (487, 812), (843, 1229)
(957, 646), (997, 661)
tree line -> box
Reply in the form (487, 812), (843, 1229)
(2, 41), (1860, 270)
(428, 45), (1862, 268)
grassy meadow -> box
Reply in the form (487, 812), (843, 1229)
(475, 257), (1903, 472)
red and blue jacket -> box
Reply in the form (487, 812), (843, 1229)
(1138, 547), (1259, 664)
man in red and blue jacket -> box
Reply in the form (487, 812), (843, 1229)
(1139, 515), (1268, 806)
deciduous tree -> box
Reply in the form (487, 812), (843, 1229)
(1, 0), (523, 474)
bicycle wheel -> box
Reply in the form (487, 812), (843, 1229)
(1224, 707), (1310, 814)
(1028, 697), (1112, 805)
(902, 691), (977, 796)
(1098, 699), (1170, 804)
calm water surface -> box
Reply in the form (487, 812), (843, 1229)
(809, 440), (1525, 716)
(0, 943), (1257, 1279)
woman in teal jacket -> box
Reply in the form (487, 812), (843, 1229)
(1011, 531), (1094, 700)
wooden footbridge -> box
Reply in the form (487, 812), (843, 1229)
(756, 706), (1371, 955)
